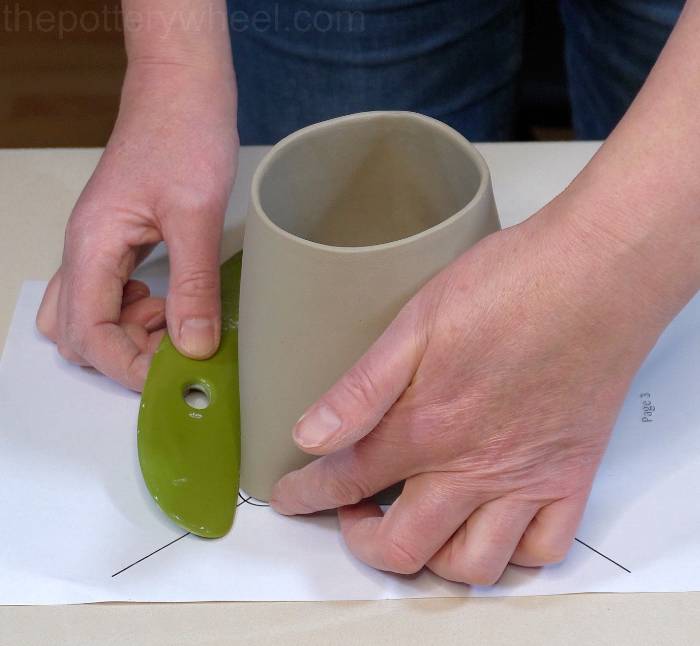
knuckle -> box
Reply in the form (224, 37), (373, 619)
(380, 536), (424, 574)
(35, 310), (53, 339)
(523, 541), (570, 566)
(323, 457), (375, 504)
(64, 209), (87, 238)
(63, 321), (88, 357)
(462, 564), (502, 586)
(171, 183), (225, 218)
(172, 268), (219, 299)
(318, 472), (366, 507)
(123, 350), (147, 391)
(57, 343), (79, 364)
(340, 364), (381, 408)
(443, 550), (503, 586)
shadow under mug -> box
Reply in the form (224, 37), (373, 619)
(239, 111), (501, 501)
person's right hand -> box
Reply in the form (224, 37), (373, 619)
(36, 60), (238, 391)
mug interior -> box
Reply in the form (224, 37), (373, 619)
(257, 113), (484, 247)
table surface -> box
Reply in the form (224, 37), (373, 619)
(1, 144), (698, 646)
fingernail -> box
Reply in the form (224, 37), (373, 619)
(179, 318), (217, 357)
(293, 403), (342, 448)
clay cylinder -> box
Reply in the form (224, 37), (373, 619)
(238, 111), (500, 501)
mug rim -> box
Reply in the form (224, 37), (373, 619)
(250, 110), (492, 254)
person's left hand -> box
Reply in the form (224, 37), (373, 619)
(269, 195), (677, 585)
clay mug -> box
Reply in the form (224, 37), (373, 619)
(238, 111), (501, 501)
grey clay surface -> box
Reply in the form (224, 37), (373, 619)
(238, 111), (501, 501)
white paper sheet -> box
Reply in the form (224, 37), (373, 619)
(0, 282), (699, 605)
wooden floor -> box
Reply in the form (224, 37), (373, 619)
(0, 0), (125, 148)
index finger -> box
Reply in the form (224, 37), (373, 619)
(270, 435), (415, 515)
(58, 257), (154, 391)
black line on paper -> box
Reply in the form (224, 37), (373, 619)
(111, 495), (268, 577)
(111, 532), (191, 578)
(574, 537), (631, 573)
(238, 492), (270, 508)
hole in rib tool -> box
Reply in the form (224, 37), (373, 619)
(184, 384), (211, 410)
(137, 253), (242, 538)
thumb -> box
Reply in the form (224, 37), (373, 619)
(164, 210), (223, 359)
(293, 301), (426, 454)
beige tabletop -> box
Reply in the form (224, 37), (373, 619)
(0, 145), (697, 645)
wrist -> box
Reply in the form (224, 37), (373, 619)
(520, 191), (694, 360)
(123, 54), (236, 99)
(122, 0), (233, 76)
(552, 165), (700, 321)
(101, 56), (238, 191)
(117, 57), (237, 129)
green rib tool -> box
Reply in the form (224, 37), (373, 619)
(137, 253), (242, 538)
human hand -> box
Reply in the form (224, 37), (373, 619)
(36, 60), (238, 391)
(270, 195), (680, 585)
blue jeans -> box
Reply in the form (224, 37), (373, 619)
(227, 0), (684, 144)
